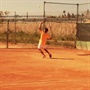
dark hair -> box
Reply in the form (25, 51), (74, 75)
(44, 28), (48, 33)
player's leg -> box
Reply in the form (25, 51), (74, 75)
(44, 49), (52, 58)
(38, 49), (46, 58)
(38, 44), (46, 58)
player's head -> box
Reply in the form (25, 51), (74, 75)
(44, 28), (48, 33)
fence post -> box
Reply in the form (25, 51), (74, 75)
(15, 11), (17, 44)
(6, 20), (9, 48)
(75, 3), (79, 48)
(27, 12), (28, 19)
(43, 1), (46, 29)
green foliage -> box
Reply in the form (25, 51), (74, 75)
(0, 31), (75, 47)
(0, 31), (40, 43)
(0, 32), (6, 42)
(58, 34), (75, 41)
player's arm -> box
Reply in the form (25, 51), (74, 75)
(49, 35), (52, 40)
(47, 33), (52, 40)
(38, 22), (43, 31)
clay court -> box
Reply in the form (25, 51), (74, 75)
(0, 45), (90, 90)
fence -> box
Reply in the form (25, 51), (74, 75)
(0, 18), (42, 48)
(43, 1), (90, 50)
(0, 2), (90, 50)
(76, 3), (90, 50)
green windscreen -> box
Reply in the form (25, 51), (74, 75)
(76, 23), (90, 50)
(77, 23), (90, 41)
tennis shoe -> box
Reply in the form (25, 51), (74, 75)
(49, 54), (52, 58)
(43, 55), (46, 58)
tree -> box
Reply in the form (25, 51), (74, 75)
(71, 13), (75, 18)
(67, 12), (71, 19)
(4, 11), (10, 16)
(0, 11), (4, 16)
(86, 9), (89, 15)
(63, 10), (66, 18)
(63, 10), (66, 14)
(81, 13), (84, 17)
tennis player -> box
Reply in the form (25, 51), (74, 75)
(38, 22), (52, 58)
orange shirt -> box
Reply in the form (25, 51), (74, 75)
(39, 30), (50, 46)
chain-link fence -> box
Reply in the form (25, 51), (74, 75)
(43, 2), (78, 49)
(43, 2), (90, 50)
(0, 2), (90, 49)
(0, 18), (42, 48)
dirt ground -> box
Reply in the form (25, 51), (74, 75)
(0, 46), (90, 90)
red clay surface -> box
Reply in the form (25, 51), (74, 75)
(0, 47), (90, 90)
